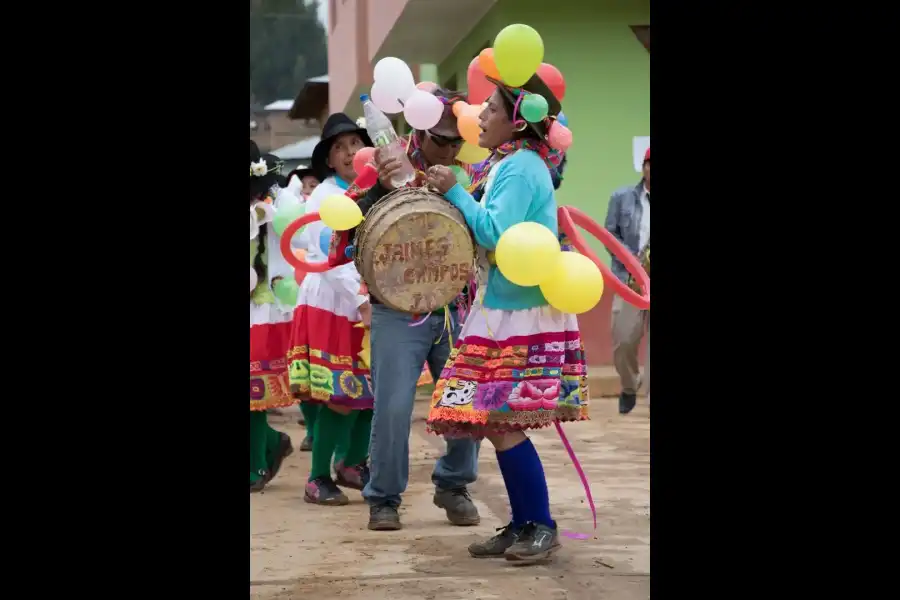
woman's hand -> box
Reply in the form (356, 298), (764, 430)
(374, 147), (403, 190)
(358, 301), (372, 328)
(426, 165), (458, 195)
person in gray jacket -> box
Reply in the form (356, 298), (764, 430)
(604, 147), (650, 414)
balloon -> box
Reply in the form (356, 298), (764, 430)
(548, 121), (573, 151)
(493, 24), (544, 87)
(273, 278), (300, 307)
(456, 104), (483, 146)
(540, 252), (604, 314)
(478, 48), (501, 80)
(354, 163), (378, 189)
(520, 93), (549, 123)
(319, 194), (363, 231)
(416, 81), (438, 92)
(403, 89), (444, 130)
(293, 250), (308, 285)
(466, 57), (495, 105)
(272, 199), (306, 236)
(452, 101), (470, 118)
(370, 81), (403, 114)
(456, 142), (490, 164)
(250, 266), (258, 292)
(556, 111), (568, 127)
(373, 57), (416, 102)
(319, 226), (333, 256)
(449, 165), (471, 188)
(494, 222), (561, 287)
(352, 147), (376, 176)
(536, 63), (566, 101)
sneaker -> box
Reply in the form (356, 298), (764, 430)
(619, 392), (637, 415)
(433, 487), (481, 526)
(334, 461), (370, 491)
(367, 504), (402, 531)
(468, 522), (523, 558)
(303, 477), (349, 506)
(299, 436), (312, 452)
(504, 521), (561, 564)
(264, 432), (293, 483)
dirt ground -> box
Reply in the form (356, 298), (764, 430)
(251, 397), (650, 600)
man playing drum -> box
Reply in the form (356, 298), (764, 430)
(352, 89), (482, 531)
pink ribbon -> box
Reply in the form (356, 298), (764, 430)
(554, 420), (597, 540)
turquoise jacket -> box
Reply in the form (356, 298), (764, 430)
(444, 149), (557, 310)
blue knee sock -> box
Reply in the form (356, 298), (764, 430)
(496, 438), (554, 528)
(496, 449), (526, 526)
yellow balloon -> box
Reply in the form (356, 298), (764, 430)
(495, 222), (560, 287)
(319, 194), (363, 231)
(540, 252), (605, 314)
(455, 142), (490, 165)
(493, 24), (544, 87)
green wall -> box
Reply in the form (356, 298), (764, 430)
(438, 0), (650, 259)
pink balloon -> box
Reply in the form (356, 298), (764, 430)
(548, 122), (573, 152)
(371, 81), (403, 114)
(403, 89), (444, 130)
(416, 81), (438, 92)
(466, 57), (495, 105)
(352, 146), (376, 176)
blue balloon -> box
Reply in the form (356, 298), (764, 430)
(557, 111), (568, 127)
(319, 227), (333, 255)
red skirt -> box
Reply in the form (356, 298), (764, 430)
(249, 320), (294, 411)
(287, 305), (374, 409)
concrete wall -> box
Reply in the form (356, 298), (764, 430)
(437, 0), (650, 365)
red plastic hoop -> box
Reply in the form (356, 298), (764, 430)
(279, 212), (332, 274)
(557, 206), (650, 310)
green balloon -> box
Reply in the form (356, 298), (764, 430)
(449, 165), (471, 188)
(520, 93), (549, 123)
(273, 199), (306, 237)
(273, 278), (299, 306)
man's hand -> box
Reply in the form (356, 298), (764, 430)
(426, 165), (457, 195)
(358, 301), (372, 328)
(374, 147), (403, 190)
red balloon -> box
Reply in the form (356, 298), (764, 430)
(537, 63), (566, 101)
(466, 57), (495, 105)
(354, 163), (378, 189)
(351, 147), (375, 177)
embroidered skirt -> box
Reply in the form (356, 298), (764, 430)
(250, 302), (295, 411)
(287, 271), (374, 410)
(426, 303), (589, 438)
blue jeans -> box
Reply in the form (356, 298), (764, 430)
(362, 304), (480, 508)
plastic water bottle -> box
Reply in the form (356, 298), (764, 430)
(360, 94), (416, 188)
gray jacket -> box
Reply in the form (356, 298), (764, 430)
(604, 181), (647, 283)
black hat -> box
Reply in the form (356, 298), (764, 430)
(487, 73), (562, 141)
(250, 139), (287, 200)
(286, 165), (317, 184)
(311, 113), (373, 181)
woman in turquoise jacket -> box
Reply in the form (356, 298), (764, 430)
(424, 74), (588, 564)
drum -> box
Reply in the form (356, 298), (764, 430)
(354, 187), (475, 313)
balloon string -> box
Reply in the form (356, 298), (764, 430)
(555, 420), (597, 540)
(442, 309), (453, 349)
(409, 312), (431, 327)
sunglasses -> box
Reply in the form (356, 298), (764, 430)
(425, 130), (463, 147)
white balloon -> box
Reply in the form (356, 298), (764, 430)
(370, 81), (404, 114)
(372, 57), (415, 102)
(403, 89), (445, 130)
(250, 266), (258, 292)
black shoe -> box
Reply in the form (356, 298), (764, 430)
(368, 504), (402, 530)
(299, 436), (313, 452)
(504, 521), (561, 564)
(334, 461), (369, 491)
(619, 392), (637, 414)
(433, 487), (481, 526)
(264, 432), (293, 483)
(303, 477), (349, 506)
(249, 469), (269, 493)
(468, 522), (523, 558)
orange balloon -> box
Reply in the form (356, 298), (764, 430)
(478, 48), (501, 80)
(452, 101), (469, 118)
(457, 113), (482, 146)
